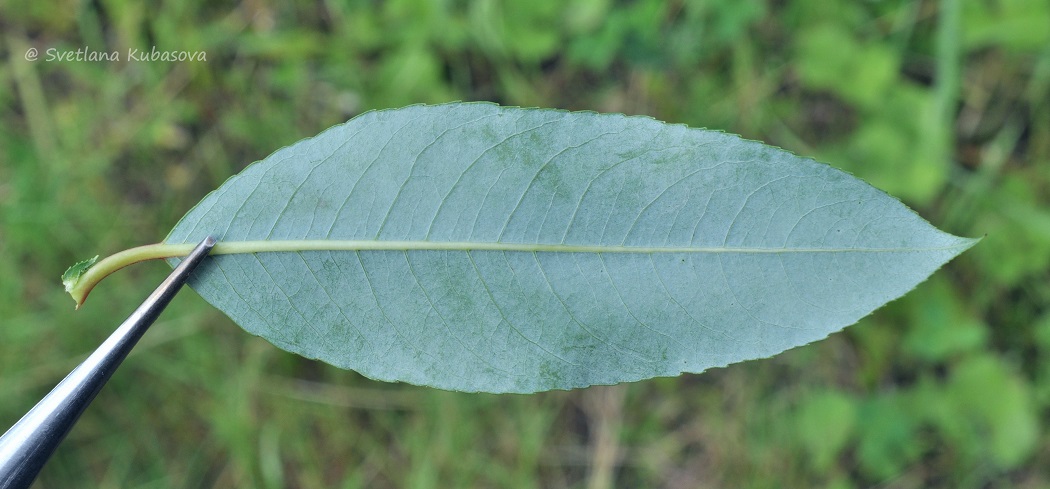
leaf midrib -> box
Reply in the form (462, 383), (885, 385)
(67, 237), (976, 308)
(190, 239), (976, 255)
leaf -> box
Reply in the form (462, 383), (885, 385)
(163, 103), (976, 393)
(62, 255), (99, 294)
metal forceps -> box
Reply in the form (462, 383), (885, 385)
(0, 236), (216, 489)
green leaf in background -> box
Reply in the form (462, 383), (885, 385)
(163, 103), (975, 393)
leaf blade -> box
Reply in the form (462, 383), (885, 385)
(165, 103), (975, 392)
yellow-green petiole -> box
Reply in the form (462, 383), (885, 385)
(63, 243), (197, 309)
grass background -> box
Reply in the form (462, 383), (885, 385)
(1, 0), (1048, 487)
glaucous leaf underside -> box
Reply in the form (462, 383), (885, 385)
(164, 103), (976, 393)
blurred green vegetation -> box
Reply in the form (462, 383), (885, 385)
(1, 0), (1047, 487)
